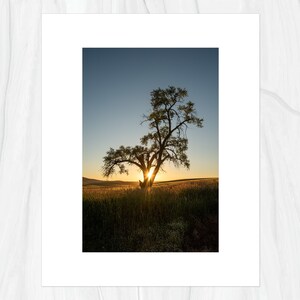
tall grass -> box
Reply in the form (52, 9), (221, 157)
(83, 179), (218, 252)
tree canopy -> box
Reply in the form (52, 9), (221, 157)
(102, 86), (203, 189)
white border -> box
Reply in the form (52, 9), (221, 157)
(42, 14), (259, 286)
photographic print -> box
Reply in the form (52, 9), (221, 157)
(82, 48), (219, 252)
(43, 15), (258, 285)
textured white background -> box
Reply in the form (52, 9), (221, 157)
(0, 0), (300, 299)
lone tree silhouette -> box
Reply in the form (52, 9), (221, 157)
(102, 86), (203, 189)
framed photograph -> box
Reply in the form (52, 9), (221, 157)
(42, 14), (259, 286)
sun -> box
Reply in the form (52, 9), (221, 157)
(147, 168), (154, 179)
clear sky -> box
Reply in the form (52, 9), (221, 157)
(83, 48), (218, 181)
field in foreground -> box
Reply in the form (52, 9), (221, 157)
(83, 178), (218, 252)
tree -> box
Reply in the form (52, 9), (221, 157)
(102, 86), (203, 189)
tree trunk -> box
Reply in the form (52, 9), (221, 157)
(139, 169), (157, 190)
(139, 171), (150, 189)
(139, 168), (160, 190)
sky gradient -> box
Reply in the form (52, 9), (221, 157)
(83, 48), (218, 181)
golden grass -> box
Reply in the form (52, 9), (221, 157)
(83, 178), (219, 252)
(83, 178), (218, 200)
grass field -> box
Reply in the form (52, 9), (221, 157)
(83, 178), (218, 252)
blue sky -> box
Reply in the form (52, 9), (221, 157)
(83, 48), (218, 181)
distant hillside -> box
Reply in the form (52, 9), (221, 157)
(155, 178), (218, 184)
(83, 177), (218, 187)
(82, 177), (137, 187)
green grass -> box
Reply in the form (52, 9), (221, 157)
(83, 179), (218, 252)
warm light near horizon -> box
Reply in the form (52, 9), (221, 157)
(83, 163), (218, 182)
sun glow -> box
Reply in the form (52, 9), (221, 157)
(147, 168), (154, 179)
